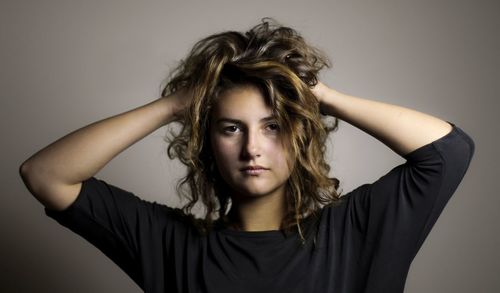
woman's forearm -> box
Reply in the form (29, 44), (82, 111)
(20, 96), (178, 187)
(320, 89), (453, 157)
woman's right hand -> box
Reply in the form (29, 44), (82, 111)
(164, 87), (195, 122)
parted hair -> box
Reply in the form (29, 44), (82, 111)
(160, 17), (342, 244)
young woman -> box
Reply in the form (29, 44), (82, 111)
(19, 18), (475, 293)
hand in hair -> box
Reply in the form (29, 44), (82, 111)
(310, 80), (340, 115)
(164, 87), (195, 122)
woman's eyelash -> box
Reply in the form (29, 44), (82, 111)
(267, 123), (279, 130)
(223, 123), (279, 133)
(224, 126), (239, 132)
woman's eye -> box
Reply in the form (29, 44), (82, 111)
(267, 123), (279, 131)
(222, 123), (279, 134)
(223, 125), (240, 133)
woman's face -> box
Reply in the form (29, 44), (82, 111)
(209, 85), (294, 203)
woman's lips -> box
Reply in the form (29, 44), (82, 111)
(240, 166), (268, 175)
(241, 168), (267, 175)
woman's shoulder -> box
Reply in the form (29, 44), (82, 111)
(155, 204), (203, 225)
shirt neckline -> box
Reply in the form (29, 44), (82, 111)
(216, 211), (320, 238)
(218, 227), (287, 237)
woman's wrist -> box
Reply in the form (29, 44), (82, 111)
(161, 88), (193, 125)
(156, 95), (181, 126)
(318, 87), (344, 117)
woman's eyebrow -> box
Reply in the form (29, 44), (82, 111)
(215, 116), (276, 124)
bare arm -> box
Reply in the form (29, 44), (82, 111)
(19, 91), (189, 211)
(312, 82), (453, 157)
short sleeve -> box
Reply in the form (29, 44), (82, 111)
(345, 121), (475, 262)
(44, 176), (163, 286)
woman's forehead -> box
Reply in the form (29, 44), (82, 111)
(211, 85), (274, 119)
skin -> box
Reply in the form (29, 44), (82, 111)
(20, 77), (452, 231)
(209, 84), (294, 232)
(312, 81), (452, 157)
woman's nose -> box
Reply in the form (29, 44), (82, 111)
(242, 129), (261, 158)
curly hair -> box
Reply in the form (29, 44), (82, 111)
(160, 17), (343, 245)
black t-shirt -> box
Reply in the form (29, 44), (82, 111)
(45, 121), (475, 293)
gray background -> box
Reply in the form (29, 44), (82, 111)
(2, 0), (498, 292)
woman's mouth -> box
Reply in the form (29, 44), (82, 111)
(240, 165), (268, 175)
(241, 168), (267, 175)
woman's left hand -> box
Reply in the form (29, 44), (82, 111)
(310, 80), (338, 115)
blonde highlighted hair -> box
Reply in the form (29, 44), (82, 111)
(161, 17), (342, 244)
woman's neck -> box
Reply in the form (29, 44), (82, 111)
(226, 192), (287, 232)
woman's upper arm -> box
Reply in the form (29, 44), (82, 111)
(38, 182), (83, 212)
(349, 122), (475, 258)
(43, 177), (160, 286)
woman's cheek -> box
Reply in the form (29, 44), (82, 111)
(213, 139), (239, 169)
